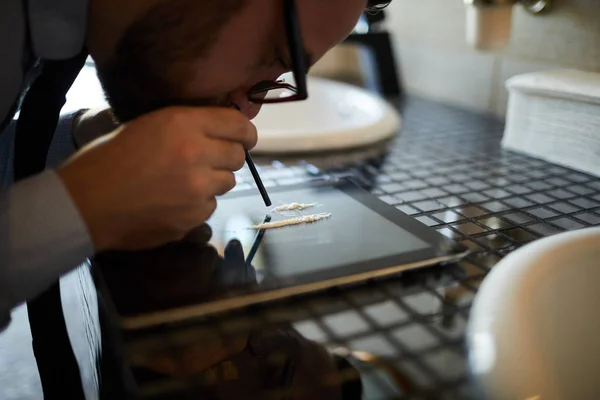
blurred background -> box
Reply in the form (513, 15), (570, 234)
(311, 0), (600, 116)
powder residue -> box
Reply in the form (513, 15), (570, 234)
(248, 213), (332, 230)
(272, 203), (318, 213)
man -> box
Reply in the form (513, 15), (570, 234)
(0, 0), (391, 325)
(0, 0), (392, 397)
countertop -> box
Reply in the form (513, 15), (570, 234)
(5, 96), (599, 400)
(99, 96), (600, 399)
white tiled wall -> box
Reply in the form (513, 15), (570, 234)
(384, 0), (600, 116)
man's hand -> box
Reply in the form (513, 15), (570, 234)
(58, 107), (257, 251)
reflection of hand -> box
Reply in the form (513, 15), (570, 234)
(212, 239), (258, 294)
(95, 237), (257, 316)
(95, 238), (258, 380)
(134, 326), (348, 400)
(99, 242), (352, 399)
(96, 240), (218, 316)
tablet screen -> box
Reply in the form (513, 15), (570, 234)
(206, 178), (464, 288)
(208, 185), (430, 279)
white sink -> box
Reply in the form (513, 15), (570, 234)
(252, 76), (401, 154)
(467, 227), (600, 400)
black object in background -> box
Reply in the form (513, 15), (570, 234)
(344, 10), (402, 98)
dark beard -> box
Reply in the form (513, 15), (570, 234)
(95, 61), (166, 123)
(95, 61), (226, 123)
(92, 0), (247, 123)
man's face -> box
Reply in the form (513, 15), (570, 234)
(93, 0), (366, 123)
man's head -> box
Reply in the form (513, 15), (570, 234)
(87, 0), (391, 122)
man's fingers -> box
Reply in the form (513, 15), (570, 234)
(210, 171), (237, 196)
(201, 108), (257, 149)
(202, 139), (246, 171)
(170, 107), (258, 150)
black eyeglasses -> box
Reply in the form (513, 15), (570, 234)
(247, 0), (308, 104)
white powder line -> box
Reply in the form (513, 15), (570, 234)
(271, 203), (319, 213)
(248, 213), (332, 230)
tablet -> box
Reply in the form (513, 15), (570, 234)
(96, 178), (467, 330)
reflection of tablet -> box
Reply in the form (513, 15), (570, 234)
(101, 178), (467, 330)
